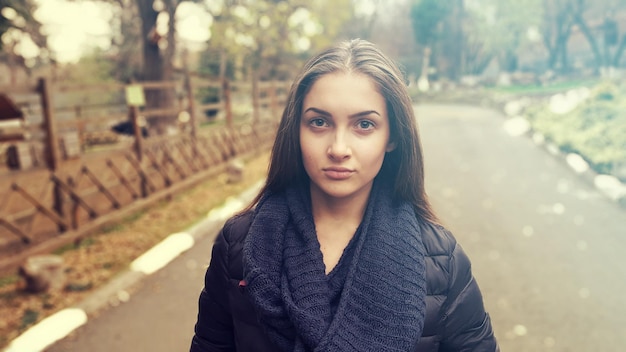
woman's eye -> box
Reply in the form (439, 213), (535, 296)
(357, 120), (374, 129)
(309, 118), (327, 127)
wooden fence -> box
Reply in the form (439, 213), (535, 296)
(0, 73), (290, 273)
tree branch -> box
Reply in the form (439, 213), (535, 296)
(570, 6), (603, 69)
(612, 34), (626, 67)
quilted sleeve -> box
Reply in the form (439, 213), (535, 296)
(190, 225), (236, 352)
(439, 242), (499, 352)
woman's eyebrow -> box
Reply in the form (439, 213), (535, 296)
(348, 110), (381, 118)
(303, 107), (331, 116)
(303, 107), (381, 118)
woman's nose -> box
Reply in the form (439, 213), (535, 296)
(327, 131), (351, 160)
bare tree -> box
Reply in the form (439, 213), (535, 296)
(542, 0), (574, 72)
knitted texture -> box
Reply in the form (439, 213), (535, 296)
(243, 182), (427, 352)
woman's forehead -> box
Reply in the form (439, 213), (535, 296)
(301, 72), (386, 114)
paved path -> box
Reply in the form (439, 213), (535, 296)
(46, 226), (214, 351)
(418, 104), (626, 351)
(41, 194), (257, 352)
(35, 103), (626, 352)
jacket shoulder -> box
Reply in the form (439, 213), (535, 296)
(419, 221), (458, 258)
(220, 210), (254, 279)
(418, 221), (467, 298)
(221, 210), (254, 244)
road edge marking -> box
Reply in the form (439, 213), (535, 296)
(3, 308), (87, 352)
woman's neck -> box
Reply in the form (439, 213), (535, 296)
(309, 184), (372, 274)
(309, 185), (370, 228)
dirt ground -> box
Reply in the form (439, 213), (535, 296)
(0, 151), (270, 348)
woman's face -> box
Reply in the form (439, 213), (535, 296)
(299, 72), (394, 203)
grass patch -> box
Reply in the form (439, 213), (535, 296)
(526, 82), (626, 179)
(0, 276), (18, 288)
(123, 210), (146, 223)
(19, 309), (39, 330)
(53, 237), (98, 255)
(101, 223), (124, 233)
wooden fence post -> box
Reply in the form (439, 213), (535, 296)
(38, 77), (66, 232)
(38, 77), (61, 171)
(129, 104), (149, 198)
(67, 176), (79, 229)
(222, 78), (233, 130)
(125, 80), (148, 197)
(130, 105), (143, 161)
(184, 68), (197, 138)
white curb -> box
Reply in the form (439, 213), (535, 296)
(130, 232), (195, 275)
(594, 174), (626, 202)
(503, 116), (531, 137)
(503, 108), (626, 209)
(3, 308), (87, 352)
(565, 153), (590, 174)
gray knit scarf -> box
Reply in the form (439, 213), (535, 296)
(243, 181), (427, 352)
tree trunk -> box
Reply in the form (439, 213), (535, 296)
(543, 6), (572, 72)
(612, 35), (626, 67)
(163, 0), (177, 81)
(417, 47), (431, 92)
(443, 0), (464, 80)
(136, 0), (163, 84)
(136, 0), (178, 134)
(113, 0), (141, 82)
(571, 11), (603, 71)
(558, 38), (570, 72)
(160, 0), (178, 130)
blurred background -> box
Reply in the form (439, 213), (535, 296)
(1, 0), (626, 351)
(3, 0), (626, 96)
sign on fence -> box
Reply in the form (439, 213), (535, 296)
(125, 84), (146, 107)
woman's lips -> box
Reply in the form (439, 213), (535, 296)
(323, 167), (354, 180)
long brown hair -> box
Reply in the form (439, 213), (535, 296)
(247, 39), (437, 224)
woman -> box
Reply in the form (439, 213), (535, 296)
(190, 39), (499, 352)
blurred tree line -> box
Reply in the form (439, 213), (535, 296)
(2, 0), (626, 82)
(1, 0), (626, 125)
(409, 0), (626, 83)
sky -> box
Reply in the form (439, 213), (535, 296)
(29, 0), (212, 63)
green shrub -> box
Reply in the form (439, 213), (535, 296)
(526, 81), (626, 179)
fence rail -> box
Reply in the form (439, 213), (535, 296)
(0, 73), (290, 274)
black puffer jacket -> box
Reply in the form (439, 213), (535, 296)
(191, 211), (499, 352)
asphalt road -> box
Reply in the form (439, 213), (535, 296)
(47, 104), (626, 352)
(418, 104), (626, 352)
